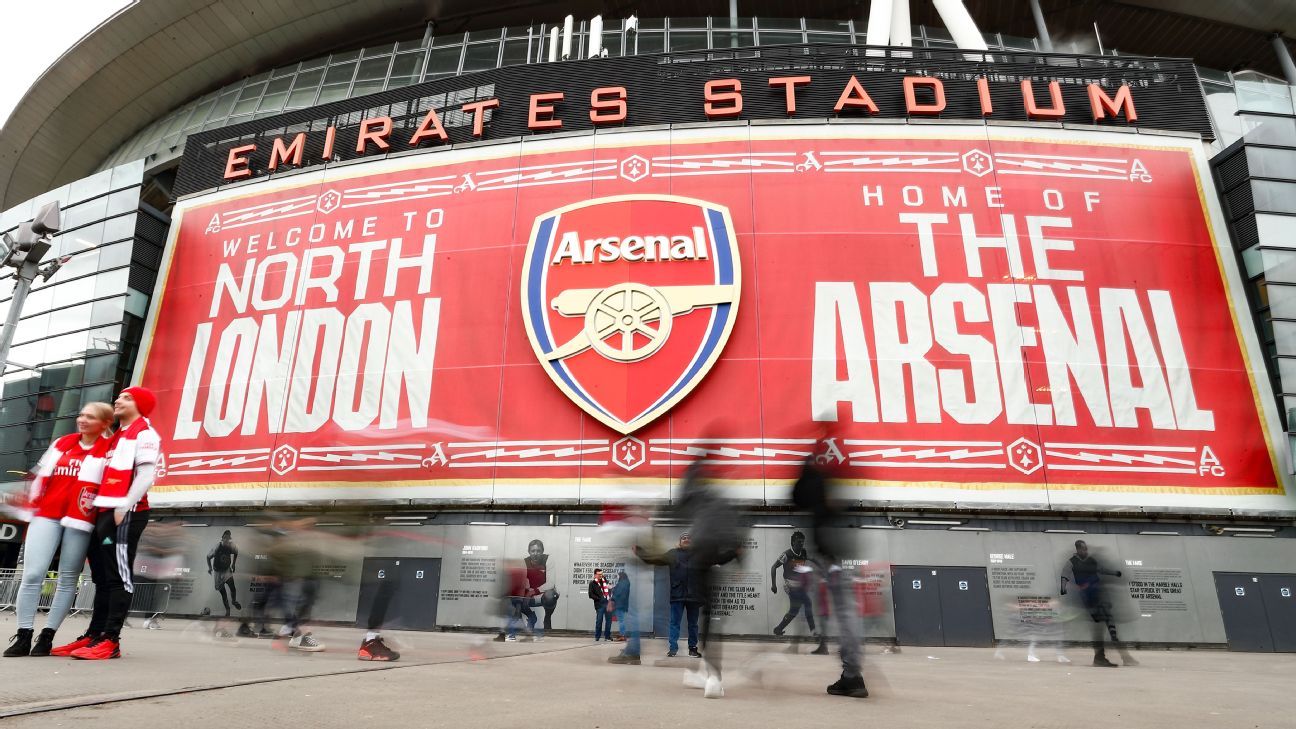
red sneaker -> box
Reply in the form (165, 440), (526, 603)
(71, 637), (120, 660)
(49, 634), (96, 657)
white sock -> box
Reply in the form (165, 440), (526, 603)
(365, 631), (379, 641)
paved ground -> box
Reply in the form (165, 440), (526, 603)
(0, 613), (1290, 728)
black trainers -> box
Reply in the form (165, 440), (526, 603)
(607, 653), (641, 665)
(4, 629), (33, 657)
(237, 623), (256, 638)
(666, 649), (678, 657)
(359, 636), (400, 662)
(256, 628), (275, 639)
(30, 628), (56, 657)
(1093, 655), (1119, 668)
(772, 625), (786, 637)
(811, 643), (829, 655)
(233, 601), (243, 610)
(688, 648), (702, 658)
(493, 633), (507, 642)
(827, 674), (869, 698)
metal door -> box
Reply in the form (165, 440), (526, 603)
(1213, 573), (1274, 652)
(892, 566), (944, 646)
(395, 558), (441, 630)
(1260, 574), (1296, 652)
(937, 567), (994, 647)
(356, 558), (400, 630)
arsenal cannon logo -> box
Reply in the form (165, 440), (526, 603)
(521, 195), (741, 433)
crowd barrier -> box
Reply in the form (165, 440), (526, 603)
(0, 568), (171, 628)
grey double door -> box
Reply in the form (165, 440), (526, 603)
(355, 557), (442, 631)
(891, 566), (994, 647)
(1213, 573), (1296, 652)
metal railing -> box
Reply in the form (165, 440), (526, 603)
(0, 567), (170, 628)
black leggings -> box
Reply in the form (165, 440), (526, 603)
(86, 510), (147, 639)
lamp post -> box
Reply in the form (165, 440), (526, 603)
(0, 201), (63, 376)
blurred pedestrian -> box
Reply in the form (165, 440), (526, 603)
(611, 569), (631, 641)
(791, 431), (868, 698)
(607, 567), (643, 665)
(1061, 540), (1136, 667)
(5, 403), (112, 658)
(588, 568), (612, 641)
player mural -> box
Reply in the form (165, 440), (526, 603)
(134, 126), (1290, 511)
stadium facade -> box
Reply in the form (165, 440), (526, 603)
(2, 1), (1296, 650)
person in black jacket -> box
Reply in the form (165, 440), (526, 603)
(588, 568), (612, 641)
(792, 431), (868, 699)
(638, 534), (702, 658)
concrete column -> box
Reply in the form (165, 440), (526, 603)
(932, 0), (989, 51)
(1273, 33), (1296, 85)
(1028, 0), (1053, 52)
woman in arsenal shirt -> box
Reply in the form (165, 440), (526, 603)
(4, 403), (114, 657)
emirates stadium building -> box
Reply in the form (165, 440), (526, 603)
(1, 0), (1295, 650)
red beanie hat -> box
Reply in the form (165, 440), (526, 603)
(122, 386), (157, 417)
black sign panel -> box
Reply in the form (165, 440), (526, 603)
(175, 43), (1211, 197)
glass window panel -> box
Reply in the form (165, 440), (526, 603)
(8, 340), (44, 369)
(62, 195), (109, 230)
(386, 75), (418, 90)
(87, 325), (121, 354)
(1247, 147), (1296, 178)
(505, 26), (535, 39)
(265, 77), (293, 95)
(12, 313), (48, 344)
(48, 302), (93, 337)
(207, 92), (238, 122)
(635, 32), (665, 54)
(90, 297), (125, 328)
(287, 87), (320, 108)
(292, 68), (324, 90)
(711, 16), (753, 30)
(183, 98), (217, 130)
(105, 188), (137, 216)
(426, 46), (463, 77)
(501, 39), (530, 66)
(669, 32), (709, 52)
(390, 52), (423, 77)
(68, 170), (112, 205)
(467, 28), (503, 42)
(81, 383), (114, 405)
(809, 32), (851, 44)
(236, 82), (266, 101)
(272, 64), (297, 78)
(1258, 212), (1296, 244)
(759, 31), (804, 45)
(713, 31), (754, 48)
(99, 241), (132, 269)
(43, 330), (90, 364)
(462, 42), (500, 72)
(356, 57), (390, 82)
(23, 286), (52, 314)
(44, 246), (101, 283)
(93, 268), (129, 298)
(757, 17), (802, 30)
(362, 44), (395, 58)
(53, 388), (87, 417)
(432, 33), (465, 47)
(806, 19), (851, 32)
(316, 85), (349, 104)
(331, 50), (360, 63)
(602, 34), (623, 57)
(670, 17), (707, 29)
(102, 214), (135, 243)
(1254, 180), (1296, 215)
(350, 80), (383, 98)
(397, 38), (424, 52)
(231, 97), (259, 116)
(323, 63), (356, 86)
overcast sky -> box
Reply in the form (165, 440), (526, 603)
(0, 1), (130, 128)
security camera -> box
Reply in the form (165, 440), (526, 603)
(889, 517), (906, 528)
(30, 201), (61, 236)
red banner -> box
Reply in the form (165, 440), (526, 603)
(138, 127), (1285, 506)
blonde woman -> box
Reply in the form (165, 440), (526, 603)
(4, 402), (114, 657)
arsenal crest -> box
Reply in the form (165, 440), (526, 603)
(521, 195), (741, 434)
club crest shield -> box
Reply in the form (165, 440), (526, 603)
(522, 195), (741, 434)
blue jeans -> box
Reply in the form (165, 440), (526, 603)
(668, 601), (701, 653)
(594, 600), (612, 640)
(508, 597), (540, 638)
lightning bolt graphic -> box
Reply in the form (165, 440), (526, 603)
(171, 454), (268, 469)
(853, 447), (1002, 461)
(483, 166), (615, 186)
(346, 182), (454, 200)
(456, 446), (607, 461)
(223, 201), (312, 224)
(1047, 451), (1194, 466)
(830, 155), (960, 168)
(657, 158), (789, 170)
(300, 451), (415, 464)
(1001, 160), (1124, 174)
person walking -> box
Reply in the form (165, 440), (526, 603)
(587, 568), (612, 641)
(607, 567), (643, 665)
(792, 432), (868, 699)
(1062, 540), (1136, 668)
(56, 388), (163, 660)
(4, 403), (113, 657)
